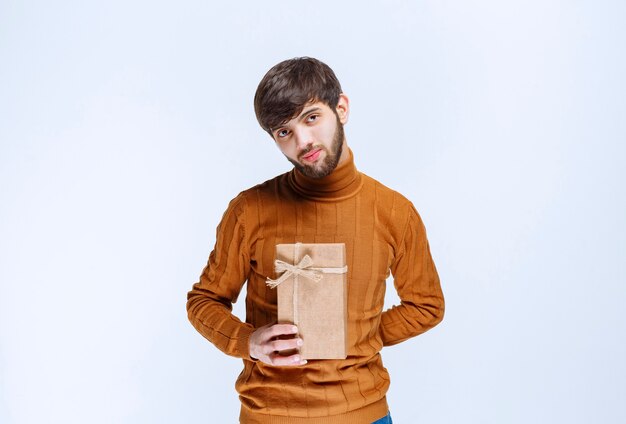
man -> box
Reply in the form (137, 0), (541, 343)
(187, 57), (444, 424)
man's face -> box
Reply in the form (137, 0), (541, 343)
(271, 95), (349, 179)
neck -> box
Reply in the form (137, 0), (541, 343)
(287, 147), (363, 202)
(336, 139), (350, 167)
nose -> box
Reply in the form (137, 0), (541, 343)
(293, 126), (313, 151)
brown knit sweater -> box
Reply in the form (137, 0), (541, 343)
(187, 149), (444, 423)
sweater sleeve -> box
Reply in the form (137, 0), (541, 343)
(380, 205), (445, 346)
(186, 193), (256, 359)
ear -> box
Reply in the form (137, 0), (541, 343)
(335, 93), (350, 125)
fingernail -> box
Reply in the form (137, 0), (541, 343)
(293, 356), (300, 363)
(296, 339), (303, 346)
(292, 326), (298, 333)
(300, 360), (308, 365)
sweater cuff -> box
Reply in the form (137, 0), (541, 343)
(236, 324), (257, 360)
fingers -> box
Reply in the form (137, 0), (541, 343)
(263, 337), (302, 355)
(264, 324), (299, 340)
(249, 323), (307, 366)
(270, 352), (307, 367)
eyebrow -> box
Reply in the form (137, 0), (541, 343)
(272, 107), (323, 134)
(297, 107), (322, 121)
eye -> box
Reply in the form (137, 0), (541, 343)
(306, 114), (319, 123)
(275, 129), (290, 138)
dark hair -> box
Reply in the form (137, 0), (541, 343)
(254, 57), (342, 134)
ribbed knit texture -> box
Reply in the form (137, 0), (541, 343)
(187, 149), (444, 423)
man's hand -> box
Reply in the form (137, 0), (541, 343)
(249, 324), (307, 366)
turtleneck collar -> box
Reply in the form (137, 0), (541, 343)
(287, 148), (363, 202)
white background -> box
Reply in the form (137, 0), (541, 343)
(1, 1), (625, 423)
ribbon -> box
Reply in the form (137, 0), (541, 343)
(266, 255), (348, 288)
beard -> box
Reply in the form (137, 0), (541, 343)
(287, 116), (345, 179)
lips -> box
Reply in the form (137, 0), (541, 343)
(301, 148), (322, 162)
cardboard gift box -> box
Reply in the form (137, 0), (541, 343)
(267, 242), (348, 360)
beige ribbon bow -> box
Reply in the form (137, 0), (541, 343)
(266, 255), (347, 289)
(267, 255), (319, 288)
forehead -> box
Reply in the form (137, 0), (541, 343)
(280, 101), (331, 126)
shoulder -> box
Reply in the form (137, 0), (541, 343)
(359, 171), (429, 237)
(237, 171), (290, 202)
(223, 171), (291, 219)
(360, 172), (415, 212)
